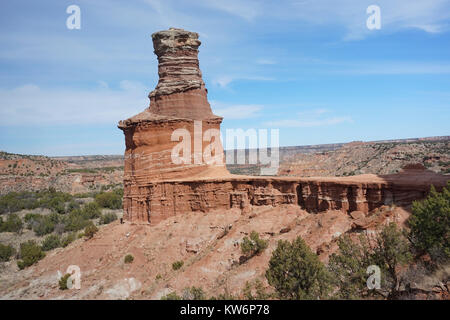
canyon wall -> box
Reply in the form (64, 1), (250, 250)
(123, 170), (448, 224)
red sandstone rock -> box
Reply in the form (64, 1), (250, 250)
(118, 28), (229, 189)
(350, 211), (365, 220)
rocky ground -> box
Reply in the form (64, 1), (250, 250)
(0, 136), (448, 300)
(0, 203), (448, 300)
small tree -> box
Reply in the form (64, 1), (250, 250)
(241, 231), (268, 260)
(409, 183), (449, 259)
(329, 223), (412, 300)
(328, 234), (375, 299)
(372, 223), (412, 299)
(265, 237), (332, 300)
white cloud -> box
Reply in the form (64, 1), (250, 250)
(211, 101), (262, 119)
(409, 24), (445, 33)
(0, 82), (148, 126)
(256, 58), (277, 65)
(264, 109), (352, 127)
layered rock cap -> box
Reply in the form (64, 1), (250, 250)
(150, 28), (204, 97)
(119, 27), (219, 128)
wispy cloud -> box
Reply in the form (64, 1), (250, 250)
(0, 82), (148, 126)
(266, 0), (450, 40)
(211, 101), (262, 119)
(264, 109), (352, 127)
(196, 0), (262, 21)
(212, 75), (275, 88)
(256, 58), (277, 65)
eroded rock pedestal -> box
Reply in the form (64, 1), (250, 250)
(119, 28), (229, 222)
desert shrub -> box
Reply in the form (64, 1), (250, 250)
(59, 273), (71, 290)
(172, 260), (184, 270)
(182, 286), (206, 300)
(409, 183), (449, 259)
(37, 189), (72, 213)
(161, 292), (182, 300)
(84, 222), (98, 239)
(73, 192), (94, 199)
(61, 233), (76, 247)
(41, 234), (61, 251)
(265, 236), (332, 300)
(17, 240), (45, 269)
(243, 279), (272, 300)
(94, 190), (122, 209)
(32, 215), (56, 236)
(0, 243), (16, 262)
(82, 202), (101, 219)
(99, 212), (118, 225)
(124, 254), (134, 264)
(209, 288), (236, 300)
(54, 223), (66, 235)
(0, 213), (23, 233)
(66, 200), (80, 213)
(241, 231), (268, 260)
(0, 191), (40, 214)
(24, 213), (41, 226)
(63, 210), (90, 232)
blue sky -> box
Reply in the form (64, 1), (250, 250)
(0, 0), (449, 156)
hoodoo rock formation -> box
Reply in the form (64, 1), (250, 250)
(119, 28), (227, 180)
(119, 28), (448, 225)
